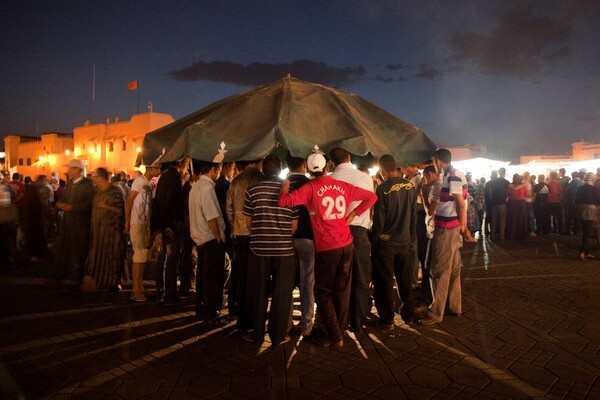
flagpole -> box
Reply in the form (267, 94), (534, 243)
(91, 64), (96, 123)
(137, 78), (140, 114)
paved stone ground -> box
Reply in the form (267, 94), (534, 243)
(0, 234), (599, 399)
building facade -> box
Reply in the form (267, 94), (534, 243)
(4, 111), (174, 179)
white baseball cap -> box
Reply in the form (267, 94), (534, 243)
(307, 153), (326, 173)
(68, 159), (85, 170)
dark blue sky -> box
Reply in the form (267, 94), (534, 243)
(1, 0), (599, 158)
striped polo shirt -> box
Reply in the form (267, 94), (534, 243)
(244, 178), (299, 256)
(434, 166), (467, 229)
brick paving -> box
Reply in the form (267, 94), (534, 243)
(1, 234), (599, 399)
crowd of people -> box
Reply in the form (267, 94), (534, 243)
(470, 166), (600, 259)
(1, 148), (599, 347)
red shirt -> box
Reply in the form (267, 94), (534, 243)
(278, 175), (377, 252)
(548, 180), (561, 203)
(508, 185), (527, 201)
(7, 180), (26, 206)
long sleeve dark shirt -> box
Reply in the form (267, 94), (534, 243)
(152, 167), (183, 232)
(370, 176), (417, 249)
(287, 173), (314, 240)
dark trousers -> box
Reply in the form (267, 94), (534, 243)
(230, 236), (251, 331)
(534, 205), (550, 235)
(247, 252), (296, 345)
(156, 222), (184, 302)
(195, 239), (225, 321)
(0, 224), (14, 271)
(580, 220), (597, 254)
(490, 203), (507, 240)
(566, 204), (580, 235)
(416, 210), (431, 303)
(179, 232), (197, 294)
(349, 226), (372, 331)
(372, 242), (415, 325)
(548, 202), (563, 233)
(314, 244), (354, 343)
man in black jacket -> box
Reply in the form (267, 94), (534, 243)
(370, 154), (417, 328)
(152, 157), (190, 306)
(485, 168), (509, 240)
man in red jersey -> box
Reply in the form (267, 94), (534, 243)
(278, 153), (377, 347)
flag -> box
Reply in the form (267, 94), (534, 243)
(127, 79), (138, 90)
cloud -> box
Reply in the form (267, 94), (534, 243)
(444, 3), (573, 79)
(387, 64), (409, 71)
(168, 59), (367, 87)
(414, 64), (443, 80)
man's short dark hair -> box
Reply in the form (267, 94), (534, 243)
(262, 155), (281, 178)
(423, 165), (437, 175)
(12, 173), (20, 180)
(433, 148), (452, 164)
(199, 161), (219, 175)
(329, 148), (350, 166)
(95, 167), (109, 181)
(378, 154), (396, 173)
(287, 155), (305, 172)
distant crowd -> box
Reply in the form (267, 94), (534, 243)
(1, 149), (598, 347)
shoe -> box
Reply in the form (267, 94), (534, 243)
(276, 335), (292, 345)
(310, 335), (331, 347)
(528, 232), (537, 238)
(210, 316), (228, 327)
(414, 304), (429, 313)
(241, 332), (255, 343)
(447, 311), (462, 317)
(129, 294), (147, 302)
(377, 322), (395, 332)
(418, 316), (441, 325)
(164, 299), (183, 307)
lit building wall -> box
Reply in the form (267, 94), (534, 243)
(4, 111), (174, 179)
(572, 141), (600, 161)
(3, 134), (74, 179)
(73, 112), (174, 174)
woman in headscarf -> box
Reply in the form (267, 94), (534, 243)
(82, 168), (125, 291)
(575, 173), (600, 260)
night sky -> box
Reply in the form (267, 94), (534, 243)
(1, 0), (599, 159)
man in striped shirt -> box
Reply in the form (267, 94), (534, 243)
(243, 155), (299, 345)
(419, 148), (467, 325)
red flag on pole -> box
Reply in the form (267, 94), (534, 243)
(127, 79), (138, 90)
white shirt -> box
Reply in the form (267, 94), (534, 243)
(189, 175), (225, 246)
(130, 175), (152, 226)
(330, 162), (374, 229)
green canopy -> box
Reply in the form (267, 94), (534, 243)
(141, 76), (436, 165)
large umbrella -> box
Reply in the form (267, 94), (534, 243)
(141, 76), (436, 165)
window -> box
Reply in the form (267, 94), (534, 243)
(122, 140), (126, 151)
(18, 158), (23, 166)
(108, 142), (114, 152)
(82, 143), (86, 149)
(26, 158), (31, 166)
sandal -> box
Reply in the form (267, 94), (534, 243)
(129, 294), (147, 302)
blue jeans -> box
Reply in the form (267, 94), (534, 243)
(293, 238), (315, 336)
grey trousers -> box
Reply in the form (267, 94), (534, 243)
(428, 227), (462, 321)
